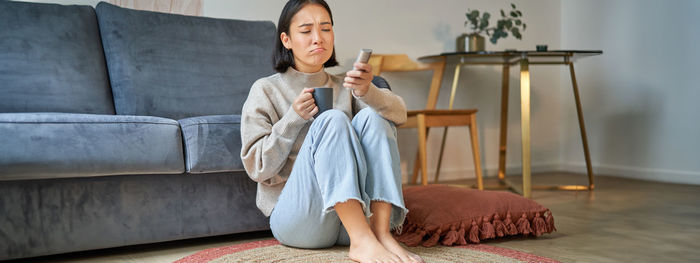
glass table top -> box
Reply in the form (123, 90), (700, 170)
(419, 50), (603, 64)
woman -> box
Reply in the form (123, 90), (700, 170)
(240, 1), (423, 262)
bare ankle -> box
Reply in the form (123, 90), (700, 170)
(373, 230), (394, 240)
(349, 230), (379, 245)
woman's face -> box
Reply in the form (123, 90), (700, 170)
(281, 4), (334, 73)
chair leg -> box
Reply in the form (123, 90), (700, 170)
(434, 127), (448, 183)
(411, 128), (430, 185)
(416, 114), (429, 186)
(469, 114), (484, 190)
(411, 151), (420, 185)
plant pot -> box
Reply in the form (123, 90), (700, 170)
(456, 33), (485, 52)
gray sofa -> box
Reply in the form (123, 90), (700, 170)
(0, 1), (276, 260)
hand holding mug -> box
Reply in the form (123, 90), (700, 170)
(293, 88), (318, 120)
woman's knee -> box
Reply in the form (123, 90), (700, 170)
(355, 108), (392, 127)
(317, 109), (348, 122)
(311, 109), (353, 134)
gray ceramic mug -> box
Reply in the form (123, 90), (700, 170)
(312, 87), (333, 118)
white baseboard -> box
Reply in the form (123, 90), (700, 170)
(562, 162), (700, 186)
(403, 162), (700, 186)
(401, 162), (561, 183)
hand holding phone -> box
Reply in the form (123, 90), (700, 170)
(354, 49), (372, 72)
(345, 49), (373, 96)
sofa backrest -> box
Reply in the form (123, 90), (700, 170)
(0, 1), (116, 114)
(95, 2), (277, 120)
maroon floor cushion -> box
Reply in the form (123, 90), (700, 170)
(394, 185), (556, 247)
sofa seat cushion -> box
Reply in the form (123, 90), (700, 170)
(178, 115), (244, 173)
(0, 113), (184, 181)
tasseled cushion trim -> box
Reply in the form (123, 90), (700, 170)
(393, 209), (556, 247)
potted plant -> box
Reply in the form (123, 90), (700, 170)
(457, 3), (527, 52)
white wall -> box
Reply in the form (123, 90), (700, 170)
(15, 0), (564, 183)
(206, 0), (562, 183)
(20, 0), (698, 185)
(560, 0), (700, 185)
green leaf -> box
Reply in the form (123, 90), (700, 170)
(511, 3), (516, 9)
(491, 30), (503, 44)
(523, 23), (527, 30)
(500, 9), (505, 17)
(511, 27), (521, 39)
(479, 20), (489, 31)
(517, 10), (523, 16)
(515, 19), (522, 26)
(483, 12), (491, 20)
(510, 11), (518, 17)
(496, 29), (506, 38)
(472, 11), (482, 25)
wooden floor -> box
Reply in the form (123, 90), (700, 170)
(10, 172), (700, 263)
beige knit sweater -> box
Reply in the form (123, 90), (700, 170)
(240, 67), (407, 216)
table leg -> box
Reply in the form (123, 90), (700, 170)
(569, 63), (595, 190)
(498, 64), (510, 183)
(520, 59), (532, 198)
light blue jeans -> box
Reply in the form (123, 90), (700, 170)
(269, 108), (407, 248)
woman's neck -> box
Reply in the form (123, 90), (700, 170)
(293, 64), (323, 74)
(281, 66), (329, 88)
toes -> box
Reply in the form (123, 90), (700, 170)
(406, 253), (421, 263)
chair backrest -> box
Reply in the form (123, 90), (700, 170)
(368, 54), (445, 110)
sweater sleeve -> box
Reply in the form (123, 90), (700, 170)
(240, 80), (309, 186)
(353, 83), (408, 125)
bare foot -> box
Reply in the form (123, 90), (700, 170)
(348, 235), (401, 263)
(376, 233), (424, 263)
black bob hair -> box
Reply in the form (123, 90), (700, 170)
(273, 0), (338, 73)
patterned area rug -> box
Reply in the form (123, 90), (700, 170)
(175, 239), (560, 263)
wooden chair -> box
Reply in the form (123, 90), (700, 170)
(369, 54), (483, 189)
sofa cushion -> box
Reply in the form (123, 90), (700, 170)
(95, 2), (277, 120)
(0, 113), (184, 181)
(178, 115), (244, 173)
(0, 1), (115, 114)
